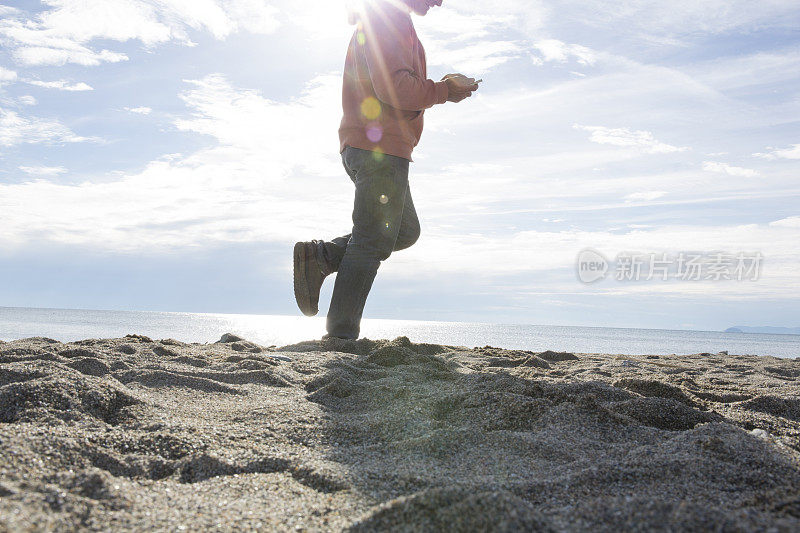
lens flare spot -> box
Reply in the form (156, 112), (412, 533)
(385, 222), (390, 229)
(371, 149), (385, 162)
(366, 124), (383, 143)
(361, 97), (381, 120)
(357, 31), (366, 45)
(379, 194), (389, 204)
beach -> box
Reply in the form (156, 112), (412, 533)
(1, 334), (799, 531)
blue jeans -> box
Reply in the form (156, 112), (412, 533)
(318, 146), (420, 339)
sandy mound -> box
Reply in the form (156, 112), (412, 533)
(1, 334), (799, 531)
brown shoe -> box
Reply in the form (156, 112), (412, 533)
(293, 241), (329, 317)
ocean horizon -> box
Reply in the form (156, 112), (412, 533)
(1, 306), (798, 359)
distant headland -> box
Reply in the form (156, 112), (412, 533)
(726, 326), (800, 335)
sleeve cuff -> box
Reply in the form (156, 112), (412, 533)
(434, 81), (449, 105)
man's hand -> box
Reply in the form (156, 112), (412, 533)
(442, 73), (479, 103)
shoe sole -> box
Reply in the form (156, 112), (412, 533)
(293, 242), (318, 317)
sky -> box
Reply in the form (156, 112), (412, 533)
(0, 0), (799, 331)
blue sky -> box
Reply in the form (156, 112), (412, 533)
(0, 0), (799, 331)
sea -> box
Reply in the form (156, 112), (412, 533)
(1, 306), (799, 359)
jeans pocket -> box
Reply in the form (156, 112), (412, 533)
(343, 146), (373, 174)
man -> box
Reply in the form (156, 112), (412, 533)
(294, 0), (478, 340)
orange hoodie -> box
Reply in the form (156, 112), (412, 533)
(339, 0), (449, 161)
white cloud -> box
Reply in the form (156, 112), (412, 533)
(770, 216), (800, 228)
(754, 144), (800, 160)
(0, 74), (346, 251)
(702, 161), (759, 178)
(9, 43), (128, 67)
(686, 49), (800, 92)
(624, 191), (667, 202)
(269, 0), (349, 41)
(551, 0), (800, 39)
(574, 124), (689, 154)
(415, 4), (527, 76)
(174, 73), (341, 176)
(0, 66), (17, 82)
(419, 7), (507, 41)
(425, 39), (521, 75)
(226, 0), (282, 34)
(532, 39), (597, 66)
(125, 106), (152, 115)
(19, 165), (68, 176)
(383, 221), (800, 300)
(26, 79), (94, 91)
(0, 108), (91, 147)
(404, 154), (787, 223)
(0, 0), (280, 67)
(18, 95), (37, 106)
(422, 0), (799, 65)
(448, 0), (548, 35)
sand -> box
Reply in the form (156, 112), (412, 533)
(1, 334), (799, 531)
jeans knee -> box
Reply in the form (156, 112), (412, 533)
(376, 237), (395, 261)
(347, 238), (393, 263)
(394, 224), (420, 252)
